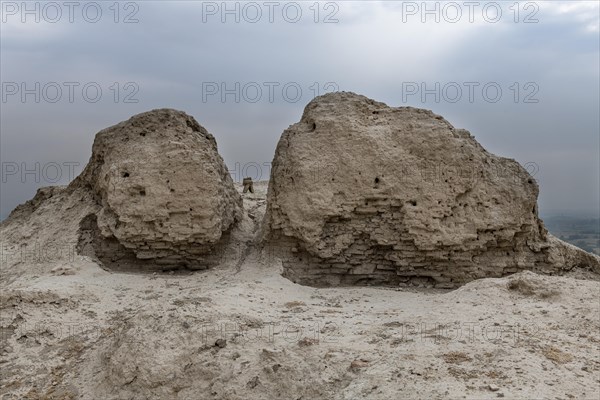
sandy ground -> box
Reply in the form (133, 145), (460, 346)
(1, 182), (599, 399)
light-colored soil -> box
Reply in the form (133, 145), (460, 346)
(1, 182), (599, 399)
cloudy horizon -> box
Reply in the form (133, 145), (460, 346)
(1, 0), (599, 220)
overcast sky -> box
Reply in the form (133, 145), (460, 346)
(1, 0), (599, 220)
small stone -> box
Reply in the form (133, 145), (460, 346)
(215, 339), (227, 348)
(489, 384), (500, 392)
(246, 376), (259, 388)
(349, 359), (369, 370)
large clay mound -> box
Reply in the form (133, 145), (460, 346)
(72, 108), (242, 270)
(0, 108), (242, 272)
(263, 92), (599, 287)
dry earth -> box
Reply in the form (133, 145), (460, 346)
(1, 182), (599, 399)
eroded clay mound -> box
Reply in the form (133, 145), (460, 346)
(73, 109), (242, 270)
(263, 92), (599, 287)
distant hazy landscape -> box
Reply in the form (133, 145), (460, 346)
(543, 215), (600, 255)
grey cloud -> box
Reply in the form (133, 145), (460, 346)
(1, 1), (598, 220)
